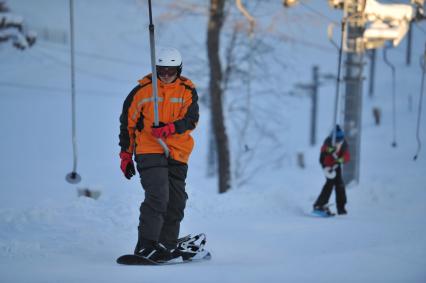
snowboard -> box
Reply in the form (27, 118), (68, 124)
(116, 234), (211, 265)
(116, 250), (211, 265)
(311, 209), (335, 218)
(311, 204), (335, 218)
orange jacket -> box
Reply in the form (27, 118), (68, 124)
(119, 74), (199, 164)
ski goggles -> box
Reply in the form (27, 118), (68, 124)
(156, 66), (178, 77)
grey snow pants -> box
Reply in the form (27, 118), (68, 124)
(134, 153), (188, 251)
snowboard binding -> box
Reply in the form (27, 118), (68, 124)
(312, 205), (336, 217)
(117, 233), (211, 265)
(176, 233), (211, 261)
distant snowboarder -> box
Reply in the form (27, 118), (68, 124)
(313, 125), (350, 217)
(118, 46), (202, 263)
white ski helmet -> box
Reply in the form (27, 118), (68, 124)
(156, 46), (183, 73)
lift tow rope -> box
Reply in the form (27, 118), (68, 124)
(383, 46), (397, 148)
(65, 0), (81, 184)
(413, 44), (426, 161)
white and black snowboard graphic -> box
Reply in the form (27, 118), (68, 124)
(117, 234), (211, 265)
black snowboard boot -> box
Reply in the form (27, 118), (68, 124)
(135, 241), (176, 263)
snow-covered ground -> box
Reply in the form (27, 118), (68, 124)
(0, 0), (425, 282)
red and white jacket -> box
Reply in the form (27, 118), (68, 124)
(319, 137), (350, 167)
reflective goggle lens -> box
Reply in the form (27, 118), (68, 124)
(157, 67), (178, 76)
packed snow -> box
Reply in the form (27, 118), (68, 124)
(0, 0), (425, 282)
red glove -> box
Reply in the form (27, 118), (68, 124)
(151, 122), (176, 139)
(119, 151), (136, 180)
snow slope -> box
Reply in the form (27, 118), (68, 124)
(0, 0), (425, 282)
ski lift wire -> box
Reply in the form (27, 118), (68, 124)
(383, 46), (397, 148)
(147, 0), (170, 157)
(413, 46), (426, 160)
(331, 20), (346, 146)
(299, 1), (339, 25)
(65, 0), (81, 184)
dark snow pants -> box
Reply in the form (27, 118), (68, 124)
(134, 153), (188, 252)
(314, 166), (347, 212)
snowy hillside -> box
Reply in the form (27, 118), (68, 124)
(1, 0), (425, 282)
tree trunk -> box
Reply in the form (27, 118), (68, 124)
(207, 0), (231, 193)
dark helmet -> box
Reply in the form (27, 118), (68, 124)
(331, 124), (345, 142)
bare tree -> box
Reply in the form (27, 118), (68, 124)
(223, 27), (284, 187)
(208, 0), (292, 189)
(207, 0), (231, 194)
